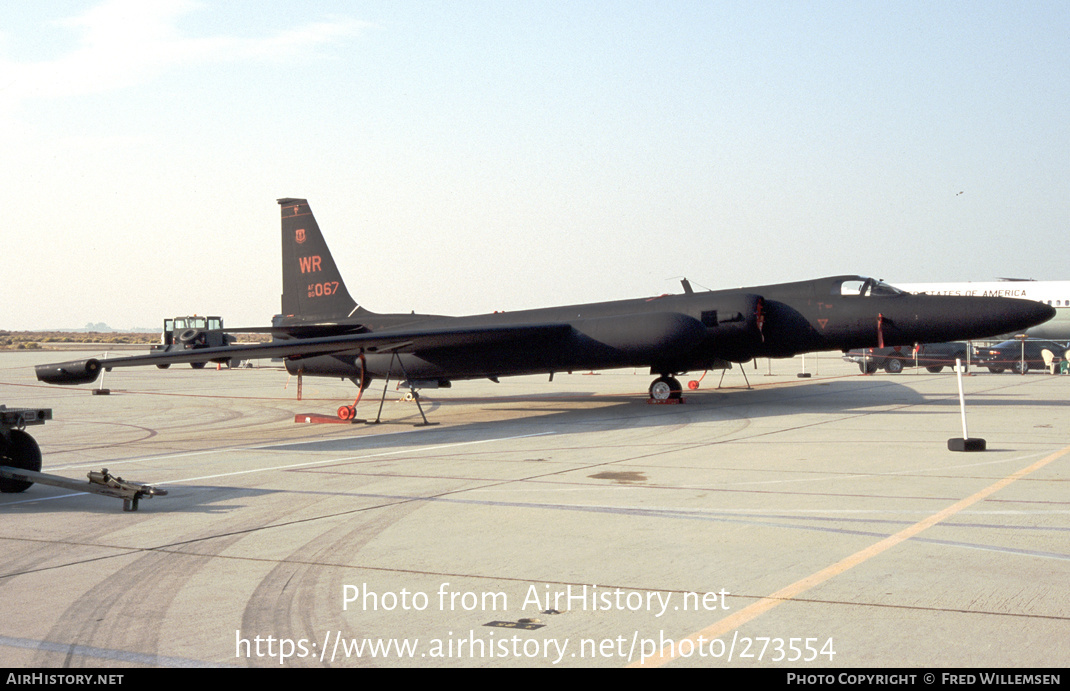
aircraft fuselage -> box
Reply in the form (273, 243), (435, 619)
(280, 276), (1052, 386)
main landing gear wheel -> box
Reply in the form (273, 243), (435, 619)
(0, 430), (42, 493)
(649, 376), (682, 401)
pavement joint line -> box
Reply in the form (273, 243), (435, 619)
(168, 431), (554, 485)
(5, 431), (554, 504)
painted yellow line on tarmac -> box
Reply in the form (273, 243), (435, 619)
(631, 443), (1070, 668)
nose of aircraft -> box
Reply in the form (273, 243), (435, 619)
(970, 296), (1055, 336)
(913, 296), (1056, 342)
(1017, 299), (1058, 331)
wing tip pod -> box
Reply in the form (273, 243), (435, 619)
(35, 358), (102, 385)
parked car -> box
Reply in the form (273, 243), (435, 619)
(972, 340), (1070, 374)
(843, 342), (969, 374)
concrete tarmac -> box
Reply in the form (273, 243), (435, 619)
(1, 349), (1067, 668)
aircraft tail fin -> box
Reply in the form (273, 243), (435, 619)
(278, 198), (361, 320)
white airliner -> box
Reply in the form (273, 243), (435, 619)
(894, 280), (1070, 341)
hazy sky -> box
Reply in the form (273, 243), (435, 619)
(3, 1), (1068, 330)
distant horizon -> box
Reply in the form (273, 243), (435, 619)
(8, 271), (1070, 335)
(2, 325), (157, 334)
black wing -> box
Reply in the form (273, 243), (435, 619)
(35, 323), (572, 385)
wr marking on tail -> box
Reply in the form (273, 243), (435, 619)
(299, 256), (322, 274)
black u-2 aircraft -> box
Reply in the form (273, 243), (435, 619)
(37, 198), (1055, 421)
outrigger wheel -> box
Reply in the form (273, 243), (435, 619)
(0, 430), (43, 493)
(649, 375), (682, 401)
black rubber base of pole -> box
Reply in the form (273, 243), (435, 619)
(948, 437), (986, 452)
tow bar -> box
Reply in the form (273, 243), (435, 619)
(0, 466), (168, 511)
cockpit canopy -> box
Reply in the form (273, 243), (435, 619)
(838, 277), (904, 297)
